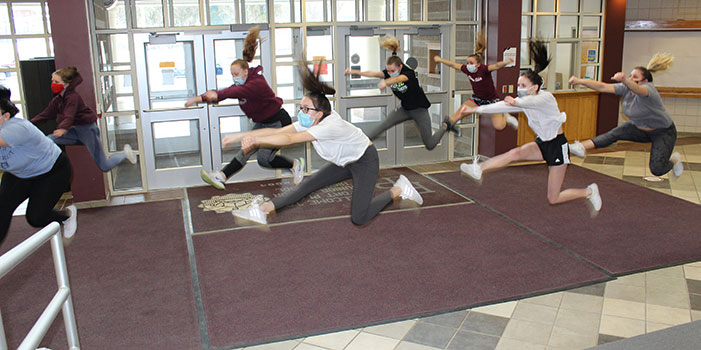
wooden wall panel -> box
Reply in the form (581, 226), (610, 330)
(517, 91), (599, 146)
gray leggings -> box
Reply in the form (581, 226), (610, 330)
(271, 145), (393, 226)
(367, 107), (446, 150)
(592, 121), (677, 176)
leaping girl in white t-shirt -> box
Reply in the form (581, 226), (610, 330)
(227, 60), (424, 225)
(459, 40), (602, 217)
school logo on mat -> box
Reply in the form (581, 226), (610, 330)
(198, 192), (269, 214)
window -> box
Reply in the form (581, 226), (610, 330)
(522, 0), (604, 91)
(1, 1), (52, 120)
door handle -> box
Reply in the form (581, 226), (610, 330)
(340, 94), (393, 99)
(142, 105), (205, 113)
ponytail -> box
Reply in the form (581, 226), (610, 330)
(521, 39), (550, 90)
(232, 26), (260, 70)
(635, 52), (674, 83)
(380, 35), (404, 66)
(297, 59), (336, 118)
(468, 31), (486, 64)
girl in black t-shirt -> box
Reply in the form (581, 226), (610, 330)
(344, 35), (448, 150)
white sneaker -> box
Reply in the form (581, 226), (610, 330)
(62, 205), (77, 239)
(123, 144), (137, 164)
(587, 183), (602, 217)
(569, 140), (586, 158)
(671, 152), (684, 178)
(395, 174), (423, 205)
(460, 158), (482, 182)
(505, 114), (519, 129)
(232, 197), (267, 225)
(201, 169), (226, 190)
(291, 158), (305, 185)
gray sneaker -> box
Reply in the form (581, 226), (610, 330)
(201, 169), (226, 190)
(292, 158), (305, 185)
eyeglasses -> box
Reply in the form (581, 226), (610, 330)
(299, 106), (319, 113)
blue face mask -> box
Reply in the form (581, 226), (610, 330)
(232, 76), (246, 85)
(297, 111), (313, 127)
(388, 71), (400, 77)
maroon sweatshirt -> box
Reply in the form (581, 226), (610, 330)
(31, 75), (98, 129)
(203, 66), (283, 123)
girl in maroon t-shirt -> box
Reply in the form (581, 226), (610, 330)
(186, 27), (304, 190)
(435, 33), (518, 131)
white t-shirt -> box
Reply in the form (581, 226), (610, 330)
(475, 90), (566, 141)
(293, 110), (370, 167)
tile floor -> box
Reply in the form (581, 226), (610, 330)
(66, 142), (701, 350)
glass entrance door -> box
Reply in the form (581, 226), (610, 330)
(337, 25), (451, 167)
(203, 30), (276, 183)
(134, 29), (273, 190)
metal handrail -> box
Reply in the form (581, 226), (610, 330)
(0, 222), (80, 350)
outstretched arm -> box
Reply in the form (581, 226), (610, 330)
(434, 56), (463, 70)
(612, 72), (649, 97)
(344, 68), (385, 79)
(488, 58), (514, 71)
(185, 90), (218, 107)
(222, 124), (297, 147)
(241, 130), (316, 154)
(568, 76), (616, 94)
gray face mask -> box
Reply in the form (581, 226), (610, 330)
(517, 88), (529, 98)
(466, 64), (477, 73)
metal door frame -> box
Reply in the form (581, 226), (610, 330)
(134, 32), (209, 190)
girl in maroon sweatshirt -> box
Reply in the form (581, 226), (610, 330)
(31, 66), (136, 171)
(186, 26), (303, 190)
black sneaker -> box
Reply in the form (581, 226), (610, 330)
(443, 118), (458, 134)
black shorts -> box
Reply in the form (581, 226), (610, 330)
(535, 133), (570, 166)
(471, 95), (500, 106)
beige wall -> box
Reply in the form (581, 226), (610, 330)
(625, 0), (701, 21)
(622, 2), (701, 132)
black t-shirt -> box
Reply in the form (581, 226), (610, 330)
(383, 66), (431, 110)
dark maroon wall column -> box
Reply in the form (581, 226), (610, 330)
(596, 0), (627, 135)
(481, 0), (521, 157)
(47, 0), (106, 201)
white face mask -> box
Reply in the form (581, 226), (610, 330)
(518, 87), (537, 98)
(466, 64), (477, 73)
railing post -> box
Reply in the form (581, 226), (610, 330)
(50, 233), (80, 349)
(0, 308), (8, 350)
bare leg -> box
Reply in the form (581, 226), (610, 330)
(489, 113), (507, 130)
(450, 100), (478, 125)
(545, 164), (591, 204)
(480, 142), (543, 173)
